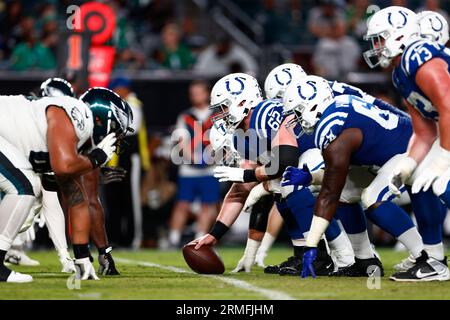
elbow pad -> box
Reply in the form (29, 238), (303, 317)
(265, 145), (300, 180)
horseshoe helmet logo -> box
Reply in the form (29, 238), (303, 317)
(274, 68), (293, 86)
(387, 10), (408, 28)
(430, 16), (444, 32)
(225, 77), (246, 96)
(297, 81), (317, 101)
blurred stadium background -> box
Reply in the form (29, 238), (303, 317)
(1, 0), (450, 252)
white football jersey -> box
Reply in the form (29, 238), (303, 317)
(0, 95), (93, 159)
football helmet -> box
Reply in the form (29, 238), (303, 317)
(364, 6), (420, 68)
(283, 75), (334, 134)
(210, 73), (262, 131)
(264, 63), (307, 99)
(418, 10), (449, 46)
(40, 78), (75, 97)
(80, 87), (133, 145)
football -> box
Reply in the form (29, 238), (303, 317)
(182, 244), (225, 274)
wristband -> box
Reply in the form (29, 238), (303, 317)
(305, 215), (330, 248)
(87, 148), (107, 168)
(243, 169), (258, 183)
(209, 221), (230, 240)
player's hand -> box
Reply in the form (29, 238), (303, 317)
(255, 250), (267, 268)
(98, 250), (120, 276)
(190, 234), (218, 250)
(243, 183), (270, 213)
(213, 166), (245, 182)
(301, 248), (317, 279)
(412, 166), (439, 194)
(281, 165), (312, 187)
(388, 156), (417, 196)
(88, 133), (117, 168)
(232, 255), (253, 273)
(75, 257), (99, 280)
(100, 166), (127, 184)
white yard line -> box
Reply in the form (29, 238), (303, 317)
(116, 257), (295, 300)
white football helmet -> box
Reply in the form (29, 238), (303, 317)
(264, 63), (307, 99)
(209, 119), (240, 165)
(418, 11), (449, 46)
(210, 73), (262, 131)
(283, 75), (334, 134)
(364, 6), (420, 68)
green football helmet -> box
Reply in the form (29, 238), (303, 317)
(80, 87), (134, 145)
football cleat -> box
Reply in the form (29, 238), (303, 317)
(264, 256), (298, 274)
(390, 251), (450, 282)
(5, 249), (40, 266)
(393, 255), (416, 272)
(5, 271), (33, 283)
(355, 256), (384, 277)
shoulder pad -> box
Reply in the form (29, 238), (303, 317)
(314, 100), (349, 151)
(401, 39), (443, 77)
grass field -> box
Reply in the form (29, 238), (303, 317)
(3, 247), (450, 300)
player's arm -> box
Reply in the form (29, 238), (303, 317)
(47, 106), (116, 177)
(254, 118), (299, 181)
(416, 58), (450, 150)
(405, 101), (438, 164)
(213, 118), (299, 183)
(306, 128), (362, 248)
(192, 160), (258, 249)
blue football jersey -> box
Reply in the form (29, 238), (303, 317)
(393, 39), (450, 121)
(313, 95), (412, 167)
(233, 99), (284, 164)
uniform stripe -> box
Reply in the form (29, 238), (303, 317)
(0, 153), (34, 195)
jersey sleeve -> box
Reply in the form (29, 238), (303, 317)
(401, 40), (443, 78)
(252, 100), (284, 141)
(314, 101), (349, 151)
(330, 81), (366, 99)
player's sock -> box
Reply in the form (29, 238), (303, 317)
(73, 244), (91, 259)
(424, 243), (445, 261)
(336, 203), (374, 259)
(41, 189), (69, 253)
(259, 232), (276, 254)
(168, 230), (181, 247)
(408, 187), (444, 245)
(327, 232), (355, 268)
(291, 238), (305, 247)
(285, 188), (315, 236)
(396, 228), (423, 259)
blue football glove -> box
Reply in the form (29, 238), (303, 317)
(281, 165), (312, 187)
(301, 248), (317, 279)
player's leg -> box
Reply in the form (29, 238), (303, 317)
(233, 195), (272, 273)
(362, 155), (449, 281)
(255, 205), (283, 267)
(40, 185), (75, 273)
(0, 137), (38, 282)
(168, 176), (195, 247)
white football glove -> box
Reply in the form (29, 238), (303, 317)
(93, 133), (117, 167)
(75, 257), (99, 280)
(214, 166), (245, 182)
(254, 250), (267, 268)
(243, 183), (271, 213)
(231, 239), (260, 273)
(59, 251), (76, 274)
(388, 156), (417, 196)
(412, 146), (450, 194)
